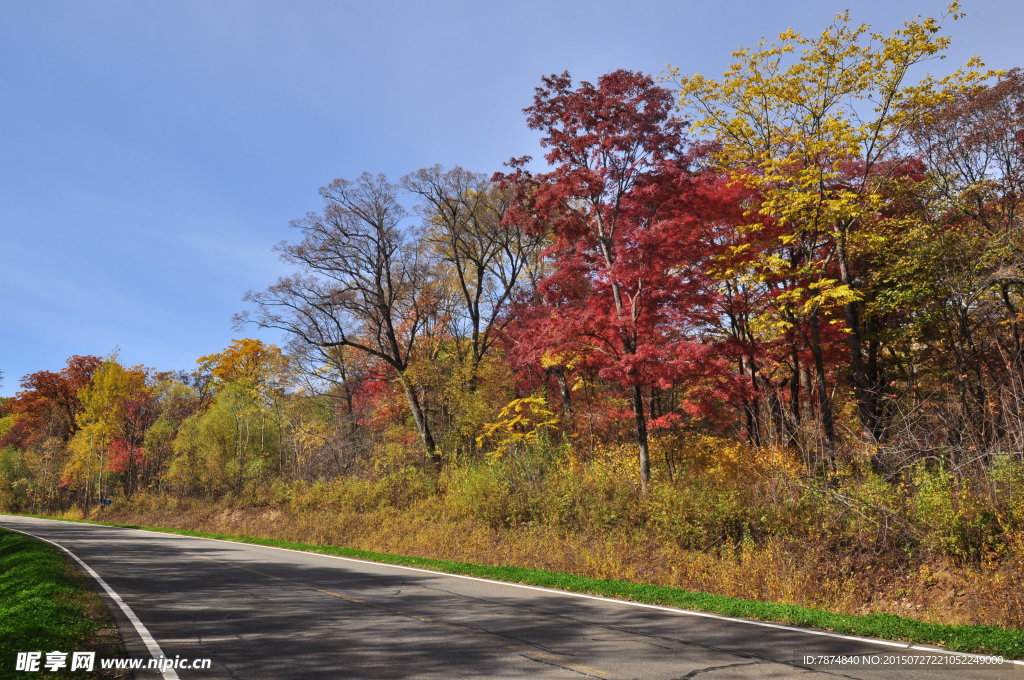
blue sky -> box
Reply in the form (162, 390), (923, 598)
(1, 1), (1021, 395)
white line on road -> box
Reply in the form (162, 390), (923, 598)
(183, 532), (1024, 665)
(3, 526), (180, 680)
(6, 515), (1023, 667)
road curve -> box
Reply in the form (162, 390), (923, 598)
(0, 515), (1018, 680)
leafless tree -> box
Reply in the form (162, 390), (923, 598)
(238, 172), (443, 468)
(403, 165), (542, 383)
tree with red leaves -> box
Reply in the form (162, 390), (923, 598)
(1, 355), (103, 450)
(500, 70), (737, 490)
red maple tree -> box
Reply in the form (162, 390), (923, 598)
(1, 355), (103, 449)
(499, 71), (739, 489)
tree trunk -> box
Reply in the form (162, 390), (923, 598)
(843, 297), (888, 444)
(836, 232), (886, 444)
(789, 347), (802, 427)
(632, 384), (651, 491)
(809, 315), (837, 466)
(548, 366), (572, 414)
(401, 378), (440, 470)
(742, 357), (762, 447)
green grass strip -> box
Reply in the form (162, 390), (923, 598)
(0, 529), (106, 678)
(17, 514), (1024, 660)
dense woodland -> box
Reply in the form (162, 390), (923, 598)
(4, 8), (1024, 626)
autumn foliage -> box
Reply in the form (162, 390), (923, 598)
(4, 4), (1024, 632)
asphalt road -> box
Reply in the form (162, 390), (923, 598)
(1, 515), (1019, 680)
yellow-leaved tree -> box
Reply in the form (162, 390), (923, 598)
(65, 357), (150, 502)
(173, 339), (292, 492)
(673, 3), (990, 459)
(197, 338), (292, 399)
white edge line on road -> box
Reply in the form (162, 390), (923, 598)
(3, 526), (180, 680)
(137, 525), (1024, 665)
(7, 516), (1023, 667)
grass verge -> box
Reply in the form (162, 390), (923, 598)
(0, 528), (125, 679)
(14, 514), (1024, 661)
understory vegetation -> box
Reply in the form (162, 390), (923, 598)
(82, 438), (1024, 632)
(4, 4), (1024, 639)
(50, 522), (1023, 659)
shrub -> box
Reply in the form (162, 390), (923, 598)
(909, 464), (1003, 563)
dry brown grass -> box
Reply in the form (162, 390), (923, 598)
(97, 484), (1024, 629)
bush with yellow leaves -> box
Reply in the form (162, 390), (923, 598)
(475, 397), (560, 459)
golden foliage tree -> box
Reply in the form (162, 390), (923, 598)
(674, 3), (990, 455)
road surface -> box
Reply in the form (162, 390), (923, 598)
(0, 515), (1018, 679)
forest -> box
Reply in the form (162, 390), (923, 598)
(3, 7), (1024, 628)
